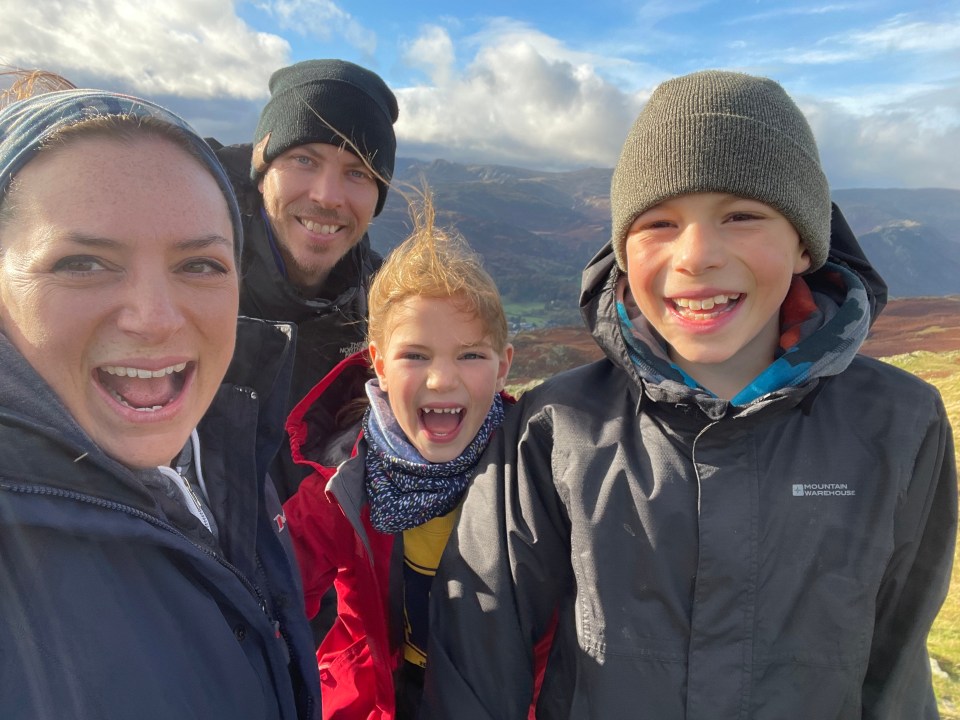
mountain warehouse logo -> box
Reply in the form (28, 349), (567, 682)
(792, 483), (856, 497)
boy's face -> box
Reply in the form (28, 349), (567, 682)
(624, 193), (810, 390)
(369, 296), (513, 463)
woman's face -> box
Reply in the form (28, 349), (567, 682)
(0, 133), (239, 469)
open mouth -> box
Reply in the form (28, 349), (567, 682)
(96, 362), (191, 413)
(671, 293), (742, 320)
(419, 406), (465, 439)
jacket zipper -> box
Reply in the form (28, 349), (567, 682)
(0, 481), (271, 620)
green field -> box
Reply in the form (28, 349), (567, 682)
(883, 351), (960, 719)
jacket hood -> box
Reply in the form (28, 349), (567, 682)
(580, 202), (887, 406)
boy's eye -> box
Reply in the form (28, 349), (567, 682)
(461, 352), (486, 360)
(401, 352), (427, 361)
(728, 212), (762, 222)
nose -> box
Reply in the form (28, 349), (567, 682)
(116, 271), (185, 342)
(426, 359), (459, 393)
(307, 165), (345, 210)
(673, 221), (726, 274)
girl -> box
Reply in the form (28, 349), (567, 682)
(283, 190), (515, 719)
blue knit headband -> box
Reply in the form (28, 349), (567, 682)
(0, 89), (242, 258)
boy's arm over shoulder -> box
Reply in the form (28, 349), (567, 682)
(862, 386), (957, 718)
(422, 387), (572, 720)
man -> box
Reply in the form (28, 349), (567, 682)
(211, 59), (399, 502)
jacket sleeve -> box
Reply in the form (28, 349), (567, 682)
(422, 396), (572, 720)
(283, 473), (340, 619)
(862, 393), (957, 718)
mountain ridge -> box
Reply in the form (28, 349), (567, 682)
(368, 159), (960, 326)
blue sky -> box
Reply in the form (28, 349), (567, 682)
(3, 0), (958, 189)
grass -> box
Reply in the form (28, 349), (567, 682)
(882, 351), (960, 719)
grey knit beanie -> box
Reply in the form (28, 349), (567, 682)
(252, 59), (399, 216)
(611, 70), (830, 272)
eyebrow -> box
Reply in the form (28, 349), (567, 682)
(62, 233), (233, 251)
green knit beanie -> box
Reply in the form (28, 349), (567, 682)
(611, 70), (830, 272)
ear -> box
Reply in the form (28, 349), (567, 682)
(495, 343), (514, 393)
(368, 341), (388, 392)
(794, 244), (812, 275)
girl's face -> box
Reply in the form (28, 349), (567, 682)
(0, 134), (238, 469)
(369, 296), (512, 463)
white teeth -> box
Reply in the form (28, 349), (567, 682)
(673, 293), (740, 311)
(422, 407), (463, 414)
(101, 362), (187, 378)
(301, 219), (341, 234)
(106, 388), (164, 412)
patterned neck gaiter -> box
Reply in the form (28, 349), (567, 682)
(363, 391), (505, 533)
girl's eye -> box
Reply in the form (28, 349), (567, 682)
(52, 255), (108, 274)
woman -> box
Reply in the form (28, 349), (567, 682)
(0, 89), (319, 719)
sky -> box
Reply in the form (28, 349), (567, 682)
(2, 0), (959, 189)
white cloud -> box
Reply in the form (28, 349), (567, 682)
(0, 0), (288, 99)
(402, 25), (455, 87)
(395, 22), (645, 170)
(846, 14), (960, 54)
(256, 0), (377, 54)
(803, 86), (960, 189)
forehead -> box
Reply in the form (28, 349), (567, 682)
(384, 296), (492, 342)
(3, 134), (233, 259)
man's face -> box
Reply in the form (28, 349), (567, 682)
(258, 142), (379, 294)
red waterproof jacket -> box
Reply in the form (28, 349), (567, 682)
(284, 352), (548, 720)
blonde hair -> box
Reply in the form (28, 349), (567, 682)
(367, 187), (508, 352)
(0, 67), (76, 110)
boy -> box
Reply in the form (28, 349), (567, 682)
(282, 191), (529, 719)
(422, 70), (957, 719)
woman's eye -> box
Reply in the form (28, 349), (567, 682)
(180, 259), (229, 275)
(52, 255), (107, 274)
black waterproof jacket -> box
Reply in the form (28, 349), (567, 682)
(210, 140), (383, 502)
(0, 319), (320, 720)
(422, 207), (957, 719)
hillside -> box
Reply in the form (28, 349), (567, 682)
(367, 161), (960, 319)
(507, 296), (960, 385)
